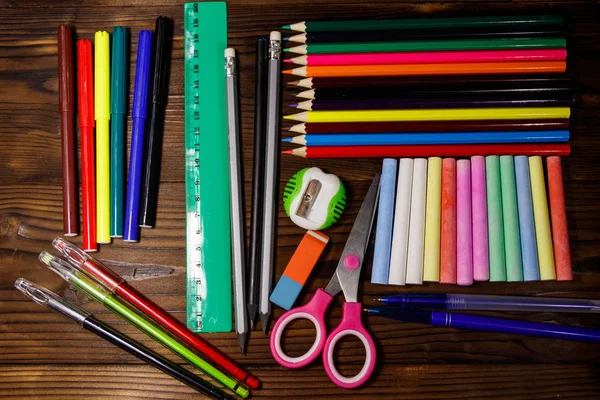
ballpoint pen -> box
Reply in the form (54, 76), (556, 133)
(225, 47), (248, 353)
(51, 237), (260, 389)
(14, 279), (235, 400)
(39, 252), (250, 398)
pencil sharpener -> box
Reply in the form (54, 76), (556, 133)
(283, 167), (346, 230)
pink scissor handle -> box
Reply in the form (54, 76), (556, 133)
(270, 289), (334, 368)
(323, 302), (376, 389)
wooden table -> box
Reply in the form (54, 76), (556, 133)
(2, 1), (600, 398)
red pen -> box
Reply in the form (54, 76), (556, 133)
(52, 238), (260, 389)
(77, 40), (97, 252)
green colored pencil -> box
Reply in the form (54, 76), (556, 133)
(285, 37), (566, 55)
(283, 15), (563, 32)
(499, 156), (524, 282)
(486, 156), (507, 282)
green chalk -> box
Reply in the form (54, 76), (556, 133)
(500, 156), (524, 282)
(486, 156), (507, 281)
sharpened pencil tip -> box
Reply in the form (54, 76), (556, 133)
(282, 149), (294, 155)
(260, 313), (270, 335)
(282, 137), (292, 143)
(288, 103), (297, 109)
(237, 332), (248, 354)
(247, 304), (258, 330)
(282, 24), (291, 30)
(283, 58), (293, 64)
(287, 80), (299, 87)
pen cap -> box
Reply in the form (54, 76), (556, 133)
(77, 39), (95, 127)
(132, 30), (153, 119)
(111, 26), (128, 114)
(152, 17), (173, 105)
(94, 31), (111, 120)
(57, 24), (74, 113)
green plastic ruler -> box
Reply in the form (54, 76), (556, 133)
(184, 2), (232, 333)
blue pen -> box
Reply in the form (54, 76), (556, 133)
(371, 158), (397, 285)
(282, 130), (570, 147)
(515, 156), (541, 281)
(376, 293), (600, 313)
(366, 307), (600, 343)
(124, 30), (152, 242)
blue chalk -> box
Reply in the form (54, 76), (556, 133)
(515, 156), (541, 281)
(270, 275), (303, 310)
(371, 158), (398, 284)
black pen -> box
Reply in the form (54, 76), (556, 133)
(140, 16), (174, 228)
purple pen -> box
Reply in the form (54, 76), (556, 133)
(366, 307), (600, 343)
(124, 30), (153, 242)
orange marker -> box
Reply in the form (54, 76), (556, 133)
(270, 230), (329, 310)
(283, 61), (566, 78)
(440, 158), (457, 284)
(547, 156), (572, 280)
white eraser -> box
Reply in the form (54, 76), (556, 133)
(225, 48), (235, 57)
(270, 31), (281, 41)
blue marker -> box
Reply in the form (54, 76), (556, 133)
(124, 30), (153, 242)
(371, 158), (397, 284)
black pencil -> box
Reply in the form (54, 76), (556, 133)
(140, 16), (173, 228)
(247, 37), (268, 330)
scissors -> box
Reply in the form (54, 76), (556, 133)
(270, 174), (380, 389)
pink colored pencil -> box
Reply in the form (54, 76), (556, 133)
(457, 160), (473, 286)
(286, 49), (567, 66)
(547, 156), (573, 280)
(440, 158), (457, 284)
(471, 156), (489, 281)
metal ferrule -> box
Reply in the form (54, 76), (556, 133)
(225, 56), (236, 76)
(268, 39), (281, 60)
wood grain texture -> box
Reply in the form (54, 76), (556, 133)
(1, 0), (600, 399)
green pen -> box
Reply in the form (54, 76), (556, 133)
(110, 26), (127, 238)
(39, 252), (249, 399)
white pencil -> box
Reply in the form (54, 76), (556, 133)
(388, 158), (414, 285)
(406, 158), (428, 285)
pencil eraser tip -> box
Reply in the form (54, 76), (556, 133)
(270, 31), (281, 41)
(224, 48), (235, 57)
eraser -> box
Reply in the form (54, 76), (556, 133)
(270, 276), (303, 310)
(270, 31), (281, 41)
(224, 47), (235, 57)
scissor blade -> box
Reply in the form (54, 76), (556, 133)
(325, 174), (381, 302)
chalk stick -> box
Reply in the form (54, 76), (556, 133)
(440, 158), (457, 284)
(423, 157), (442, 282)
(514, 156), (540, 281)
(500, 156), (523, 282)
(486, 156), (506, 281)
(471, 156), (489, 281)
(529, 156), (556, 280)
(371, 158), (398, 284)
(547, 156), (572, 280)
(406, 158), (428, 285)
(388, 158), (414, 285)
(456, 159), (473, 286)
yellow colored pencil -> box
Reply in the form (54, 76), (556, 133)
(95, 31), (111, 244)
(283, 107), (571, 123)
(529, 156), (556, 280)
(423, 157), (442, 282)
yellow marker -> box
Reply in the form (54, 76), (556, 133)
(529, 156), (556, 280)
(95, 31), (111, 243)
(283, 107), (571, 123)
(423, 157), (442, 282)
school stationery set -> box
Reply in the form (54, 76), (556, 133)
(14, 4), (597, 396)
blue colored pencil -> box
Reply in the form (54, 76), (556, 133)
(514, 156), (541, 281)
(283, 130), (569, 147)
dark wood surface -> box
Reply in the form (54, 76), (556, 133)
(1, 1), (600, 398)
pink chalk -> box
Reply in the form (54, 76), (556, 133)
(456, 159), (473, 286)
(471, 156), (489, 281)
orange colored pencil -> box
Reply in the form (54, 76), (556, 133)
(283, 61), (566, 78)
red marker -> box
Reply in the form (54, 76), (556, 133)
(77, 40), (97, 252)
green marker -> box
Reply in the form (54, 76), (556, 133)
(499, 156), (524, 282)
(486, 156), (507, 281)
(110, 26), (127, 238)
(39, 252), (249, 399)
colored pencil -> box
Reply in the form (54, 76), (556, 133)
(546, 156), (572, 280)
(406, 158), (427, 285)
(486, 156), (507, 281)
(500, 156), (524, 282)
(471, 156), (489, 281)
(292, 96), (573, 111)
(286, 49), (566, 66)
(285, 27), (564, 43)
(282, 144), (570, 158)
(77, 39), (97, 252)
(283, 16), (563, 33)
(285, 38), (566, 55)
(287, 119), (570, 134)
(283, 61), (566, 78)
(57, 25), (78, 237)
(284, 131), (569, 146)
(388, 158), (413, 286)
(423, 157), (442, 282)
(440, 158), (457, 284)
(529, 156), (557, 280)
(284, 108), (571, 123)
(457, 159), (473, 286)
(287, 74), (571, 89)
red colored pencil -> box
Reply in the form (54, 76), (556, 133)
(440, 158), (457, 284)
(546, 156), (572, 280)
(77, 40), (97, 252)
(282, 143), (570, 158)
